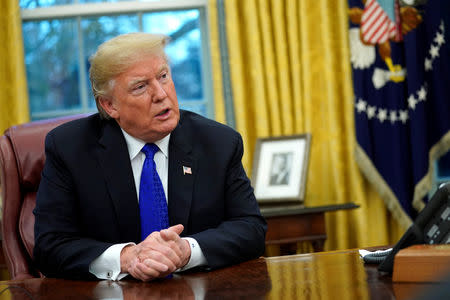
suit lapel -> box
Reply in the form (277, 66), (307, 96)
(168, 111), (197, 230)
(95, 120), (141, 242)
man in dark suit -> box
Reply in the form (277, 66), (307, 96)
(33, 33), (266, 281)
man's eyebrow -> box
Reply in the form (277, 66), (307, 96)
(127, 63), (169, 88)
(127, 77), (146, 88)
(158, 63), (169, 73)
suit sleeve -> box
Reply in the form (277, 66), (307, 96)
(191, 133), (267, 269)
(33, 132), (113, 280)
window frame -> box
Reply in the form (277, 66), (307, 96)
(20, 0), (214, 120)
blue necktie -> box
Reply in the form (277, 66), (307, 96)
(139, 143), (169, 241)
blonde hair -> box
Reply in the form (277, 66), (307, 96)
(89, 32), (170, 119)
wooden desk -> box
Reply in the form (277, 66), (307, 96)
(261, 203), (359, 254)
(0, 249), (445, 299)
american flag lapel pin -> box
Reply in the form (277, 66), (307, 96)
(183, 166), (192, 175)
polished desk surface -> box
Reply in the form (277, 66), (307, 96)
(0, 249), (443, 300)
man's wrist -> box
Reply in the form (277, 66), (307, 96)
(120, 244), (137, 273)
(177, 237), (207, 272)
(182, 239), (191, 267)
(89, 243), (134, 280)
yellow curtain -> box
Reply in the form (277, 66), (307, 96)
(0, 0), (30, 134)
(208, 0), (227, 124)
(209, 0), (406, 251)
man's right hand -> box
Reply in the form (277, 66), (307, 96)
(120, 224), (190, 281)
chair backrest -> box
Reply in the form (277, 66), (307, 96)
(0, 114), (89, 280)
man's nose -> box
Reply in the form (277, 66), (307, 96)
(151, 80), (167, 102)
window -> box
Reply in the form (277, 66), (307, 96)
(434, 152), (450, 192)
(20, 0), (213, 120)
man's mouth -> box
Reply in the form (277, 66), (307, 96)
(156, 109), (169, 117)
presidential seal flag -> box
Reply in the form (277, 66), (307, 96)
(348, 0), (450, 228)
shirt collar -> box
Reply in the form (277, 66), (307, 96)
(121, 129), (170, 160)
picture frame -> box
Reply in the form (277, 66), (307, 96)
(251, 134), (311, 203)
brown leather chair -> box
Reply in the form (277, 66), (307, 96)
(0, 114), (89, 279)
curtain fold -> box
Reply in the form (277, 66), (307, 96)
(0, 0), (30, 134)
(207, 0), (227, 124)
(209, 0), (406, 251)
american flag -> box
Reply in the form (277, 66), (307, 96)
(361, 0), (402, 44)
(183, 166), (192, 175)
(350, 0), (450, 224)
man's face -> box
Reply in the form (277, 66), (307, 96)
(272, 155), (286, 174)
(101, 54), (180, 142)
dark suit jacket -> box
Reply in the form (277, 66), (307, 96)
(33, 110), (267, 279)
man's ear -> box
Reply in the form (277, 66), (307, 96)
(98, 96), (119, 119)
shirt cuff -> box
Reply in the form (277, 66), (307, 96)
(89, 243), (135, 281)
(177, 237), (208, 272)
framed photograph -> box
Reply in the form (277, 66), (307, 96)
(251, 134), (311, 203)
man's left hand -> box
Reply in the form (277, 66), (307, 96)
(125, 224), (191, 281)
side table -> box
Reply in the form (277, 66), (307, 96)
(260, 202), (359, 255)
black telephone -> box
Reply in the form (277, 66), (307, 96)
(376, 182), (450, 273)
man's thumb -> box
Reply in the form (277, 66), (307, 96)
(167, 224), (184, 235)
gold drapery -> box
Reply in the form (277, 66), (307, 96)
(0, 0), (29, 133)
(208, 0), (406, 251)
(208, 0), (227, 124)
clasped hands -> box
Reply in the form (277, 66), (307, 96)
(120, 224), (191, 281)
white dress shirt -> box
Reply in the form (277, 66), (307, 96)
(89, 130), (207, 280)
